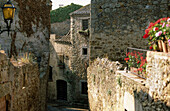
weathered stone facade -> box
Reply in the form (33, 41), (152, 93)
(90, 0), (170, 62)
(51, 19), (70, 36)
(87, 51), (170, 111)
(0, 0), (51, 110)
(0, 51), (40, 111)
(47, 5), (90, 104)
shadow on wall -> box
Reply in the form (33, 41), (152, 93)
(133, 89), (169, 111)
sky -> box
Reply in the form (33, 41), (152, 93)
(51, 0), (91, 10)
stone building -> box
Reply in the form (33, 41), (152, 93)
(87, 0), (170, 111)
(90, 0), (170, 62)
(0, 0), (51, 110)
(48, 5), (90, 104)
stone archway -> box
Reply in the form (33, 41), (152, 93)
(57, 80), (67, 100)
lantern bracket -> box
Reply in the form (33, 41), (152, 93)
(0, 0), (16, 35)
(0, 21), (13, 35)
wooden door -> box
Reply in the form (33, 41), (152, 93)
(57, 80), (67, 100)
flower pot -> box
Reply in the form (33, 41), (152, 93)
(166, 39), (170, 52)
(161, 40), (168, 53)
(158, 40), (163, 52)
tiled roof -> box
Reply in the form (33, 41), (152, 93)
(55, 31), (71, 44)
(70, 4), (90, 15)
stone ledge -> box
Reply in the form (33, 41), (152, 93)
(116, 70), (146, 86)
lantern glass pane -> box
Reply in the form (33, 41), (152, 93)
(2, 4), (15, 20)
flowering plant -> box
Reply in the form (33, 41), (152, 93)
(143, 17), (170, 49)
(125, 51), (147, 73)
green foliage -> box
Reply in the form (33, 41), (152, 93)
(117, 76), (122, 87)
(107, 90), (111, 96)
(50, 3), (82, 23)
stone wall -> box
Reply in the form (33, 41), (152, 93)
(48, 33), (89, 104)
(70, 13), (90, 103)
(48, 8), (90, 104)
(87, 51), (170, 111)
(0, 0), (51, 110)
(0, 51), (40, 111)
(90, 0), (170, 62)
(48, 34), (73, 101)
(51, 19), (70, 36)
(0, 51), (11, 111)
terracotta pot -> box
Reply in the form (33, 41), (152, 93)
(166, 39), (170, 52)
(161, 40), (168, 53)
(158, 40), (163, 52)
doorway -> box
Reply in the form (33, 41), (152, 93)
(57, 80), (67, 100)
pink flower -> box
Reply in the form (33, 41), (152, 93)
(167, 18), (170, 23)
(166, 24), (169, 27)
(162, 23), (165, 27)
(168, 39), (170, 46)
(164, 31), (166, 35)
(155, 31), (162, 37)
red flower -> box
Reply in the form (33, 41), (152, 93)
(145, 29), (150, 34)
(135, 53), (138, 59)
(140, 59), (146, 67)
(155, 17), (169, 25)
(155, 27), (159, 31)
(137, 61), (140, 64)
(131, 52), (135, 56)
(140, 56), (144, 60)
(149, 46), (153, 50)
(138, 52), (143, 56)
(155, 19), (161, 25)
(134, 70), (137, 72)
(126, 52), (130, 56)
(124, 58), (129, 61)
(143, 33), (149, 39)
(148, 22), (154, 28)
(137, 68), (143, 72)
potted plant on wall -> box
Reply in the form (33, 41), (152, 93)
(125, 51), (147, 78)
(143, 17), (170, 52)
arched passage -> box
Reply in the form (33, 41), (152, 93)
(57, 80), (67, 100)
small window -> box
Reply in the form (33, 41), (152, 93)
(49, 66), (53, 80)
(82, 19), (88, 30)
(81, 82), (88, 95)
(82, 48), (88, 55)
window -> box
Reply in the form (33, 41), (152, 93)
(82, 48), (88, 55)
(49, 66), (53, 80)
(82, 19), (88, 30)
(81, 82), (88, 95)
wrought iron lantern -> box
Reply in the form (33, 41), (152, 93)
(0, 0), (16, 35)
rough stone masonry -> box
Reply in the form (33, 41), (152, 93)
(90, 0), (170, 62)
(0, 51), (40, 111)
(0, 0), (51, 111)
